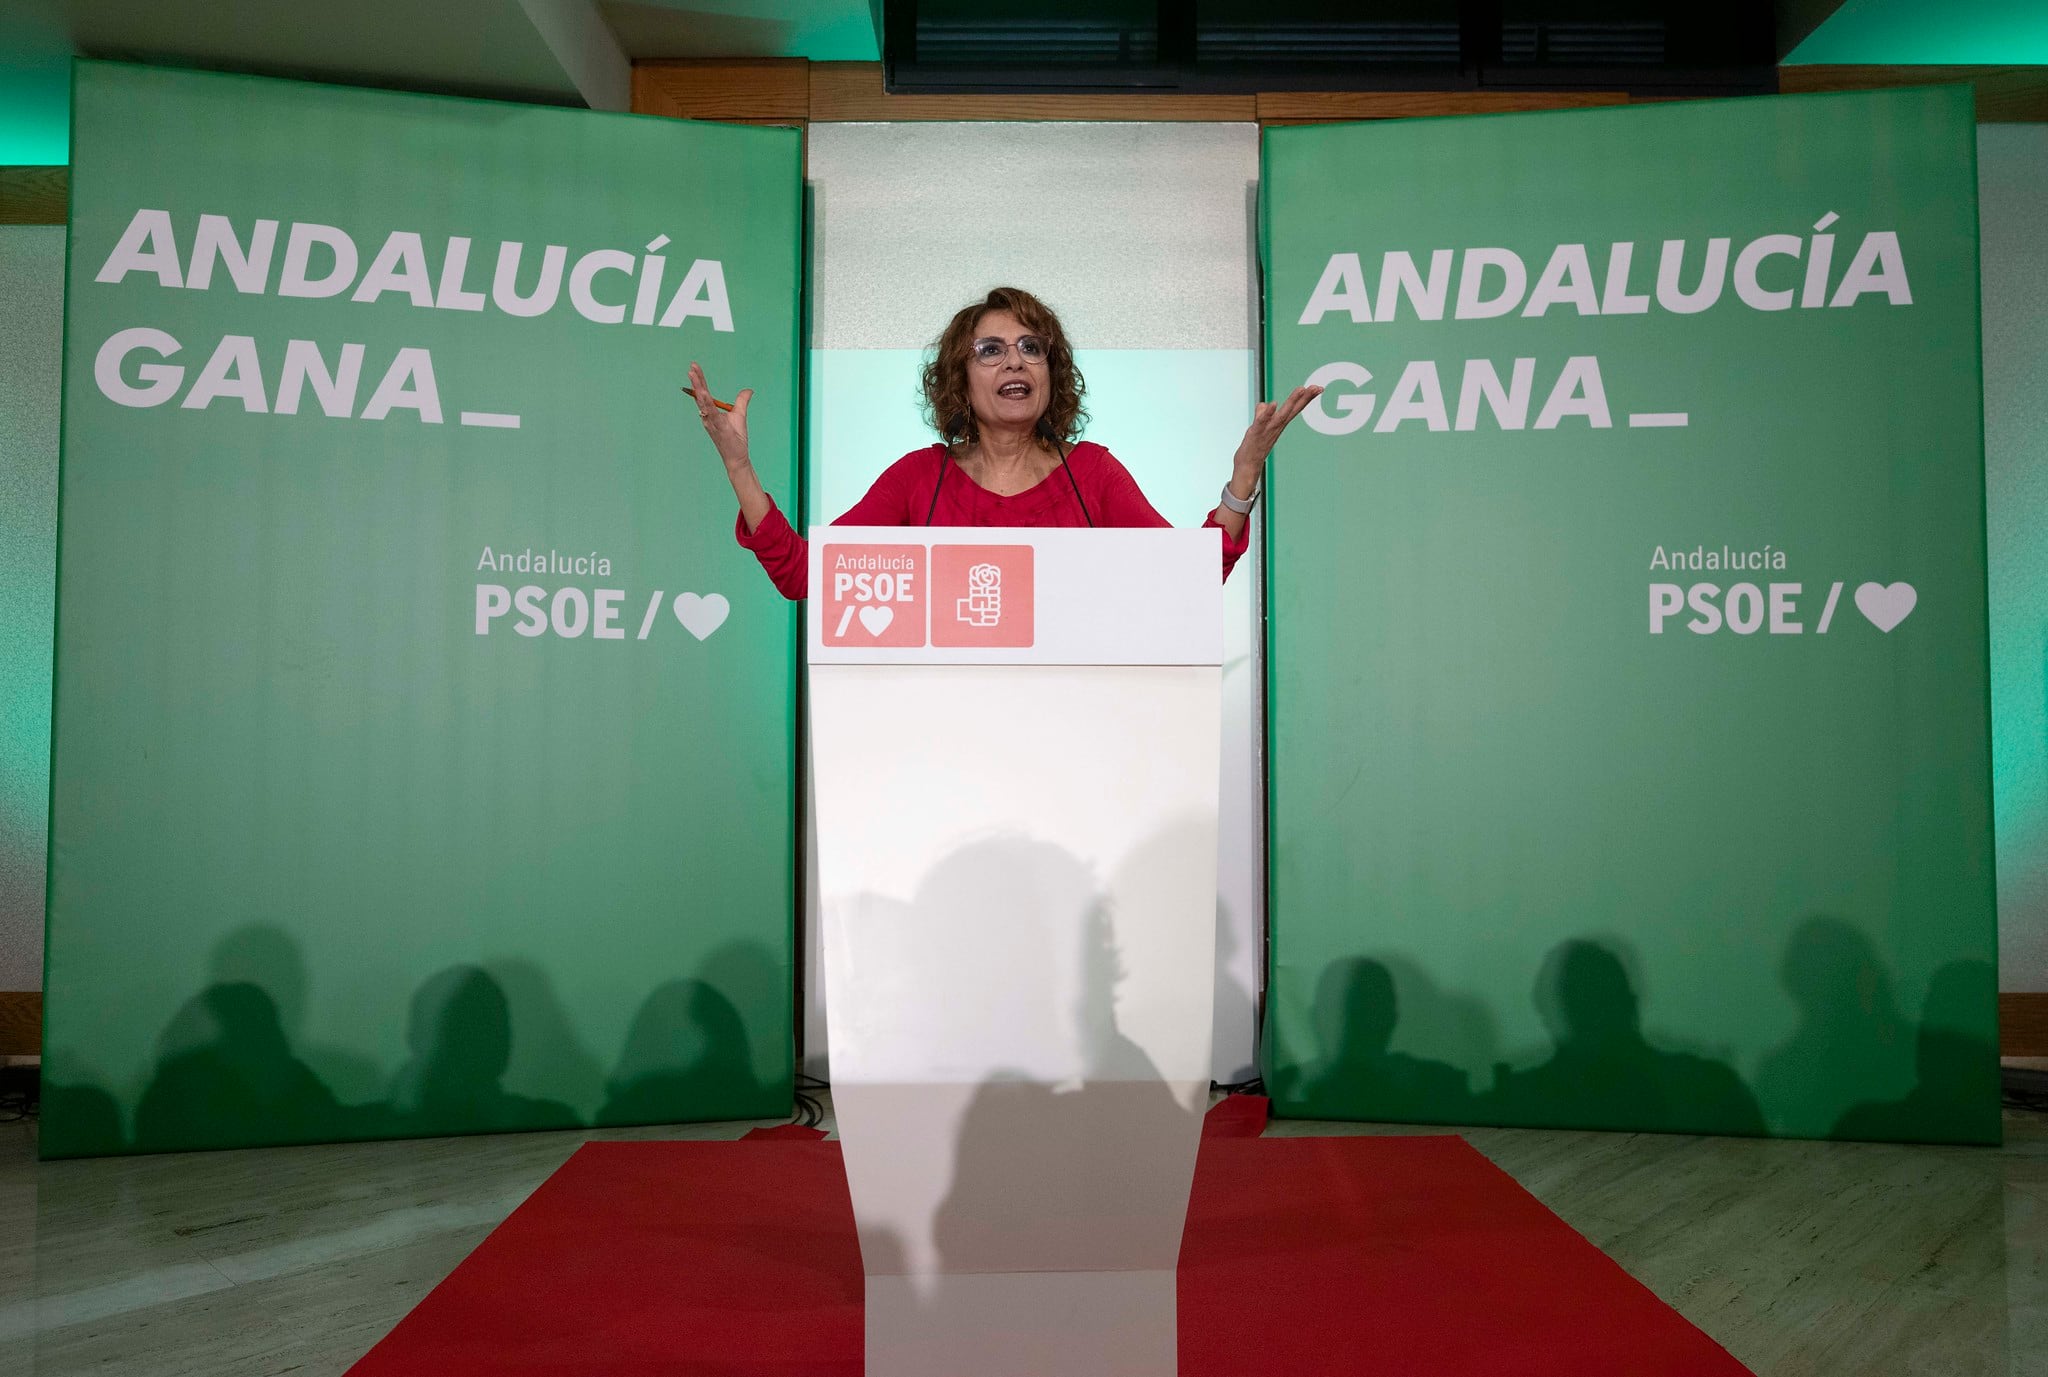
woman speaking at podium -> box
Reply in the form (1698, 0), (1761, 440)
(689, 287), (1320, 598)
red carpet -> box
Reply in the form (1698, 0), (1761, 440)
(347, 1100), (1753, 1375)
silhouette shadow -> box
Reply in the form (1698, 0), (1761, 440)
(386, 965), (576, 1138)
(46, 921), (794, 1155)
(209, 922), (385, 1108)
(695, 938), (794, 1118)
(1834, 959), (2001, 1145)
(932, 903), (1195, 1271)
(1756, 915), (1916, 1137)
(599, 976), (763, 1126)
(37, 1070), (128, 1157)
(48, 924), (379, 1156)
(843, 834), (1204, 1375)
(1271, 917), (1995, 1144)
(1296, 956), (1474, 1122)
(133, 981), (347, 1152)
(485, 956), (607, 1122)
(1485, 939), (1765, 1136)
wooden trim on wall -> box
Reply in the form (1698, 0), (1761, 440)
(630, 59), (2047, 128)
(1781, 65), (2048, 121)
(631, 59), (810, 125)
(0, 166), (68, 225)
(808, 63), (1257, 122)
(2003, 993), (2048, 1058)
(0, 992), (41, 1056)
(1257, 90), (1630, 124)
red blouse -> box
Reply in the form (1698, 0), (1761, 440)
(735, 442), (1249, 600)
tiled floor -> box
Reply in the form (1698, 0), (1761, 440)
(3, 1097), (2043, 1376)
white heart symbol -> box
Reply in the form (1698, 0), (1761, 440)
(1853, 582), (1916, 633)
(858, 605), (894, 637)
(672, 592), (729, 641)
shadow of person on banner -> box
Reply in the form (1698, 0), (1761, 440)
(133, 981), (347, 1152)
(837, 832), (1205, 1374)
(37, 1058), (128, 1157)
(209, 921), (385, 1111)
(1486, 938), (1765, 1136)
(1296, 956), (1474, 1123)
(933, 848), (1198, 1279)
(486, 955), (607, 1124)
(386, 965), (576, 1137)
(1834, 959), (2001, 1145)
(1756, 915), (1915, 1138)
(598, 974), (762, 1126)
(697, 938), (792, 1119)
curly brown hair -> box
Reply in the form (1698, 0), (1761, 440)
(920, 287), (1088, 447)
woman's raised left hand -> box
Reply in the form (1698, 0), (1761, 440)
(1230, 384), (1323, 496)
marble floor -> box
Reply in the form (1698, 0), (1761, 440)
(2, 1096), (2043, 1377)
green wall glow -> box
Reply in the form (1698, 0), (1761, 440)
(1788, 0), (2048, 65)
(0, 30), (72, 164)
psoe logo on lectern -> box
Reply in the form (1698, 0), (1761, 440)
(932, 545), (1034, 648)
(821, 544), (926, 646)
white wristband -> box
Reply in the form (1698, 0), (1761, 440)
(1218, 482), (1256, 515)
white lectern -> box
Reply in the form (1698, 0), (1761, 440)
(807, 527), (1222, 1377)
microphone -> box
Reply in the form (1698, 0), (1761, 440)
(1037, 419), (1094, 528)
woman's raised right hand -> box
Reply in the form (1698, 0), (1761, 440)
(688, 360), (755, 473)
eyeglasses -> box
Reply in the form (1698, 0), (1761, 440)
(969, 335), (1049, 367)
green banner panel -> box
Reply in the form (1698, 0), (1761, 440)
(1262, 87), (1997, 1144)
(42, 63), (802, 1157)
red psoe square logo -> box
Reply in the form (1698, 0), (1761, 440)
(931, 545), (1034, 648)
(821, 544), (927, 646)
